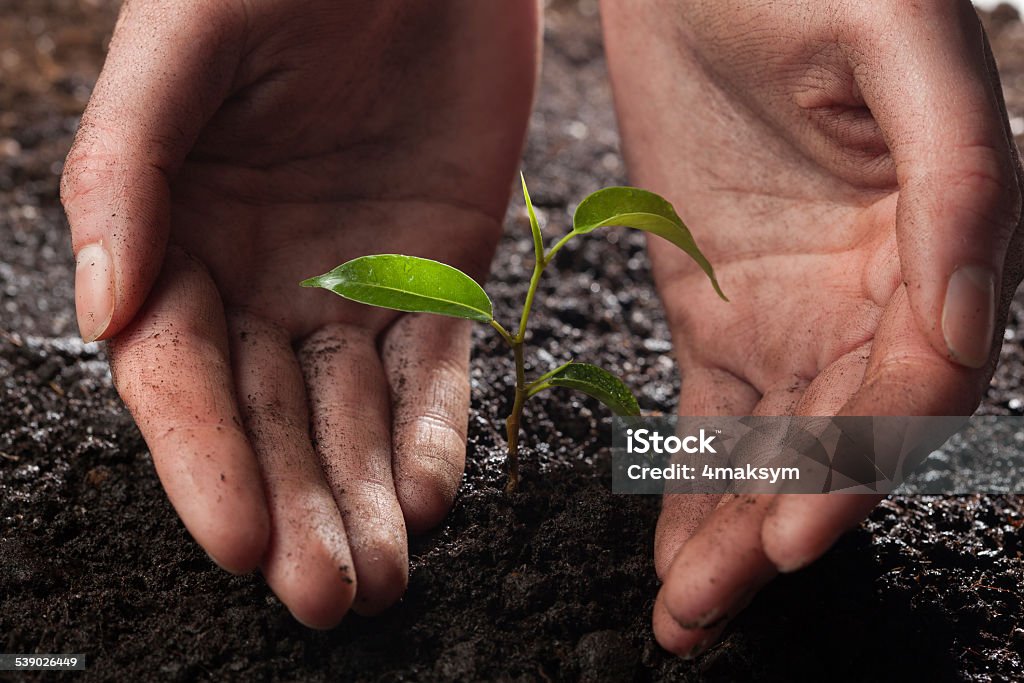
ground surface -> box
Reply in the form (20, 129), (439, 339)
(3, 1), (1024, 681)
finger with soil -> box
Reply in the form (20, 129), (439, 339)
(382, 314), (472, 534)
(299, 323), (408, 616)
(107, 248), (270, 573)
(654, 366), (760, 577)
(654, 494), (778, 656)
(229, 311), (356, 628)
(763, 493), (885, 573)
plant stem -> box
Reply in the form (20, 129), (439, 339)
(504, 227), (558, 491)
(501, 218), (579, 491)
(489, 319), (515, 346)
(543, 232), (576, 266)
(515, 258), (545, 344)
(525, 381), (551, 399)
(525, 359), (573, 393)
(505, 340), (526, 493)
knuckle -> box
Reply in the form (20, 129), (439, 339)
(915, 141), (1024, 241)
(60, 125), (170, 219)
(951, 146), (1022, 235)
(953, 143), (1017, 194)
(59, 139), (112, 211)
(395, 401), (468, 443)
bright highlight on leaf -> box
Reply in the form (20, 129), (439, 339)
(542, 362), (641, 417)
(572, 186), (727, 301)
(301, 254), (493, 323)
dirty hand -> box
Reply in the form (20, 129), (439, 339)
(61, 0), (537, 627)
(602, 0), (1024, 656)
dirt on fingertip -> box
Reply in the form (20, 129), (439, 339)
(4, 1), (1024, 681)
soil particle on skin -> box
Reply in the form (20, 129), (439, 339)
(3, 1), (1024, 682)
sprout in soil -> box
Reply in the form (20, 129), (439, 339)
(301, 174), (726, 491)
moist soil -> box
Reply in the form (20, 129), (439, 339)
(3, 1), (1024, 681)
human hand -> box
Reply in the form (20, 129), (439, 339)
(602, 0), (1023, 655)
(62, 0), (537, 627)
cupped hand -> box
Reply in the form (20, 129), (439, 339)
(602, 0), (1024, 656)
(62, 0), (538, 627)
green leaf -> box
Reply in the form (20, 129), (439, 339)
(521, 172), (544, 261)
(301, 254), (493, 323)
(543, 362), (641, 416)
(572, 186), (727, 301)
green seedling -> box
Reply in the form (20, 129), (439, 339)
(301, 174), (726, 491)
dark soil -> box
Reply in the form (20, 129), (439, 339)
(3, 1), (1024, 681)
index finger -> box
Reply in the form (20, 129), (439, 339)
(108, 248), (269, 573)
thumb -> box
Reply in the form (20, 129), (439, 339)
(61, 0), (244, 342)
(850, 1), (1021, 369)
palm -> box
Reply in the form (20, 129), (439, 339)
(623, 0), (993, 419)
(164, 1), (527, 338)
(654, 188), (904, 419)
(169, 170), (502, 339)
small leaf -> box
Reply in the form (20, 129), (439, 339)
(301, 254), (493, 323)
(573, 187), (727, 301)
(521, 172), (544, 261)
(545, 362), (641, 416)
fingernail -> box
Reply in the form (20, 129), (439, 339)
(942, 265), (995, 369)
(75, 242), (114, 343)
